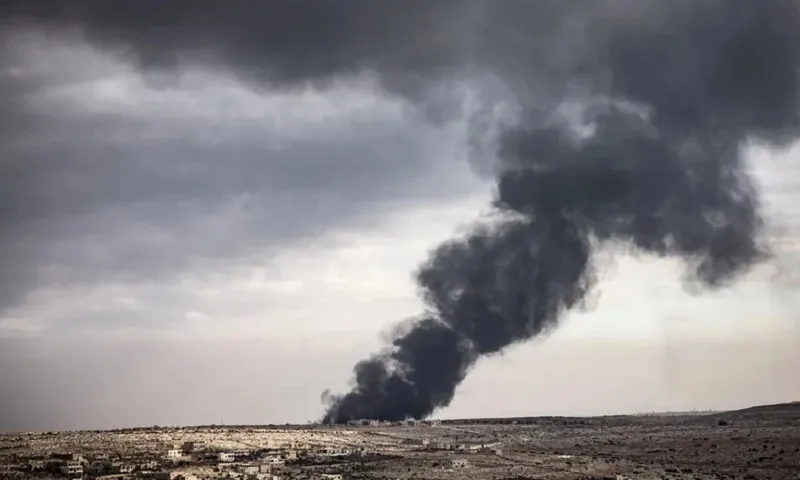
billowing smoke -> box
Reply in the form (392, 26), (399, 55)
(321, 1), (800, 422)
(3, 1), (799, 422)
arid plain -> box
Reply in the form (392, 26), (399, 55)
(2, 403), (799, 480)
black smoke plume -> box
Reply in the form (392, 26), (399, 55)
(3, 1), (799, 422)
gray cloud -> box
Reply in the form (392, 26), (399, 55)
(0, 28), (484, 315)
(4, 0), (797, 316)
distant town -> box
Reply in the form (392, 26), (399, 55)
(2, 403), (800, 480)
(0, 418), (502, 480)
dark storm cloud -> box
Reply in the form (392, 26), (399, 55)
(0, 25), (479, 313)
(2, 0), (800, 424)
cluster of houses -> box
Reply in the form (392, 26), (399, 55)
(9, 441), (364, 480)
(400, 438), (502, 456)
(5, 425), (506, 480)
(23, 453), (158, 478)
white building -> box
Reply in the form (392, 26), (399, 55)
(170, 472), (200, 480)
(317, 447), (351, 457)
(283, 450), (298, 460)
(139, 460), (159, 470)
(457, 443), (483, 453)
(167, 449), (183, 460)
(321, 475), (343, 480)
(428, 442), (451, 450)
(451, 458), (469, 469)
(218, 452), (236, 463)
(347, 419), (379, 426)
(265, 457), (285, 468)
(61, 460), (84, 476)
(232, 449), (251, 458)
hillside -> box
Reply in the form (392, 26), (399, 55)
(714, 401), (800, 420)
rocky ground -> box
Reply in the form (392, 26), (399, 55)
(1, 402), (798, 479)
(345, 404), (800, 479)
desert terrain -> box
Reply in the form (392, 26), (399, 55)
(1, 403), (799, 480)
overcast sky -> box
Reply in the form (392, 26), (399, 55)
(1, 12), (800, 433)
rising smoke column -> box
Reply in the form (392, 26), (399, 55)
(321, 2), (800, 423)
(2, 1), (799, 422)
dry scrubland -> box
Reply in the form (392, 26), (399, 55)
(2, 403), (799, 480)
